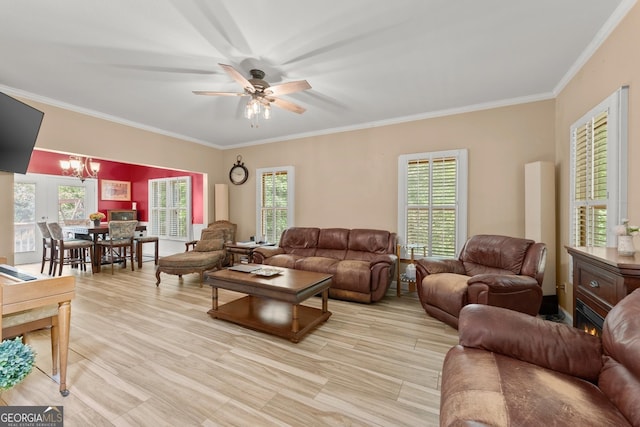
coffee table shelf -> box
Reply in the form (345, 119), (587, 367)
(205, 266), (332, 343)
(208, 295), (331, 343)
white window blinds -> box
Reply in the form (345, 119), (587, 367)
(256, 167), (294, 244)
(398, 149), (467, 257)
(571, 111), (608, 246)
(569, 86), (628, 248)
(149, 176), (192, 241)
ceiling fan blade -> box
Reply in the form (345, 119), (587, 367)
(219, 63), (255, 93)
(192, 91), (247, 96)
(271, 98), (306, 114)
(266, 80), (311, 97)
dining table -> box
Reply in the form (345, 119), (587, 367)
(63, 223), (147, 269)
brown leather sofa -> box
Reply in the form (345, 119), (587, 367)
(252, 227), (397, 303)
(414, 234), (546, 328)
(439, 290), (640, 426)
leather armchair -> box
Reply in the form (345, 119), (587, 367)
(440, 291), (640, 426)
(414, 234), (546, 328)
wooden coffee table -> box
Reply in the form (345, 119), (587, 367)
(204, 265), (332, 343)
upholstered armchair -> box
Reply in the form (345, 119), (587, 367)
(155, 220), (236, 286)
(414, 234), (546, 328)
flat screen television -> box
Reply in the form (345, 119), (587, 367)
(0, 91), (44, 174)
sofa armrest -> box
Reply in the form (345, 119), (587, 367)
(252, 246), (285, 263)
(467, 273), (539, 290)
(415, 257), (465, 284)
(415, 257), (465, 275)
(369, 254), (398, 302)
(458, 304), (603, 382)
(370, 254), (397, 267)
(185, 240), (198, 251)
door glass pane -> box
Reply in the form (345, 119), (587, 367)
(14, 182), (36, 253)
(58, 185), (87, 223)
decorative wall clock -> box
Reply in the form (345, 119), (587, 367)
(229, 155), (248, 185)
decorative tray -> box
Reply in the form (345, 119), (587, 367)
(252, 267), (283, 277)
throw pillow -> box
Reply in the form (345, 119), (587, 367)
(194, 238), (224, 252)
(201, 229), (225, 241)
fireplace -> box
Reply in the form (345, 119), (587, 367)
(575, 299), (604, 337)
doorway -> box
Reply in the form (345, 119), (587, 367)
(14, 173), (97, 265)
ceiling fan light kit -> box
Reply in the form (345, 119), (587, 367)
(194, 64), (311, 128)
(244, 95), (271, 128)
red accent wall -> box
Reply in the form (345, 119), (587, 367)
(27, 149), (204, 223)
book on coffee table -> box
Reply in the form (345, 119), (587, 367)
(226, 264), (262, 273)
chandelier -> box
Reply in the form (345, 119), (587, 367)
(60, 155), (100, 182)
(244, 95), (271, 128)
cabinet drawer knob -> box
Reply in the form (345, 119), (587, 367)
(589, 280), (600, 288)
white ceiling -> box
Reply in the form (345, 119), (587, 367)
(0, 0), (633, 149)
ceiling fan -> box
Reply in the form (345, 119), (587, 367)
(193, 63), (311, 118)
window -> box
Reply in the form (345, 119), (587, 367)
(57, 184), (88, 222)
(398, 149), (468, 257)
(569, 86), (628, 248)
(149, 176), (192, 241)
(256, 166), (294, 244)
(14, 182), (36, 253)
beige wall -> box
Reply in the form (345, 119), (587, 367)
(1, 97), (555, 284)
(0, 100), (227, 258)
(555, 3), (640, 312)
(225, 100), (555, 242)
(29, 99), (226, 176)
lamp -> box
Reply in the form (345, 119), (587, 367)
(60, 155), (100, 182)
(244, 95), (271, 128)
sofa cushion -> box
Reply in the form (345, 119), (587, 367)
(346, 229), (393, 261)
(201, 229), (226, 241)
(333, 260), (371, 293)
(264, 254), (304, 269)
(315, 228), (349, 260)
(158, 251), (224, 268)
(295, 256), (340, 274)
(194, 238), (224, 252)
(280, 227), (320, 257)
(423, 273), (469, 318)
(461, 234), (533, 276)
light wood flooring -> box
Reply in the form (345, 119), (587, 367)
(1, 261), (459, 426)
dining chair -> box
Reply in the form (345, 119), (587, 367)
(36, 222), (55, 275)
(97, 220), (138, 274)
(47, 222), (94, 276)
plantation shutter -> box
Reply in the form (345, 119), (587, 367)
(401, 150), (466, 258)
(571, 111), (608, 247)
(149, 176), (191, 240)
(257, 167), (294, 244)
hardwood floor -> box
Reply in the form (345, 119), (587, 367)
(1, 261), (459, 426)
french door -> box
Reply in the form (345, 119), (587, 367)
(14, 173), (97, 265)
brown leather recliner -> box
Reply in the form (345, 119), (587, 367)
(439, 290), (640, 426)
(414, 234), (546, 328)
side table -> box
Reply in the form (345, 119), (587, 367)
(396, 244), (427, 296)
(225, 242), (274, 264)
